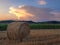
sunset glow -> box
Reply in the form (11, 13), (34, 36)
(9, 6), (34, 20)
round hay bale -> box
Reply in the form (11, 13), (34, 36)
(7, 22), (30, 41)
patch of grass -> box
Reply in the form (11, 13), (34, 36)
(0, 23), (60, 31)
(0, 24), (7, 31)
(30, 24), (60, 29)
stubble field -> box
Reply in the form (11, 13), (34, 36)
(0, 29), (60, 45)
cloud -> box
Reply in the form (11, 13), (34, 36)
(50, 11), (60, 21)
(9, 5), (50, 22)
(18, 5), (25, 8)
(9, 5), (60, 22)
(38, 0), (47, 5)
(9, 5), (35, 21)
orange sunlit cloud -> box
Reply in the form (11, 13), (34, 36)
(9, 6), (34, 20)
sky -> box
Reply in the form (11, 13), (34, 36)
(0, 0), (60, 22)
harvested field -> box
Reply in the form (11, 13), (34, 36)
(0, 29), (60, 45)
